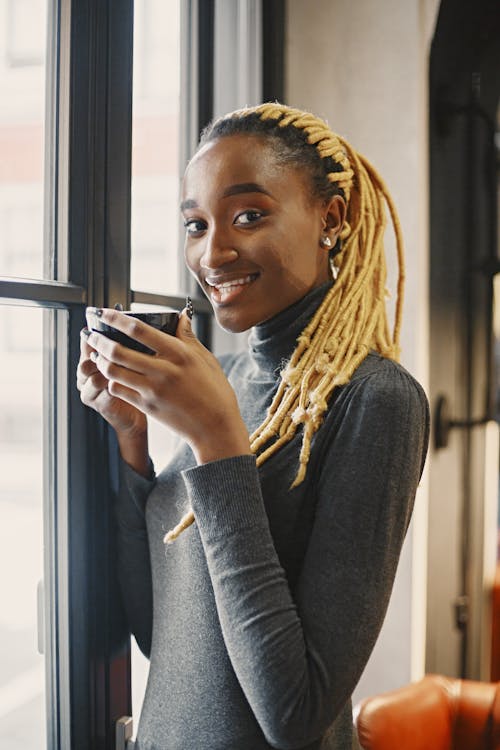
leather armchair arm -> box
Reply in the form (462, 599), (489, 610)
(356, 674), (500, 750)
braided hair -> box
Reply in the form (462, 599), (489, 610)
(164, 103), (404, 543)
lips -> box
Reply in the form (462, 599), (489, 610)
(205, 273), (259, 304)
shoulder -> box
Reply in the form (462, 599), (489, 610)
(314, 353), (430, 481)
(330, 351), (430, 439)
(346, 351), (427, 405)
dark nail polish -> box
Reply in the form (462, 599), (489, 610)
(186, 296), (194, 320)
(81, 328), (90, 338)
(114, 303), (123, 311)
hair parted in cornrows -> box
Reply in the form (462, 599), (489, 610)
(163, 102), (405, 544)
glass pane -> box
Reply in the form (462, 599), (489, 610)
(0, 0), (48, 280)
(0, 305), (46, 749)
(131, 0), (182, 295)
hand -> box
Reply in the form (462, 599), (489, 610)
(85, 308), (251, 465)
(77, 327), (150, 475)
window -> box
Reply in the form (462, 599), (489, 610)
(6, 0), (46, 66)
(131, 0), (182, 296)
(0, 307), (48, 749)
(0, 0), (46, 279)
(0, 1), (283, 746)
(0, 1), (50, 747)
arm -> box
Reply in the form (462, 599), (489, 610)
(183, 368), (429, 749)
(79, 311), (250, 655)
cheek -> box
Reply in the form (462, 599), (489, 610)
(278, 236), (324, 283)
(288, 246), (329, 293)
(278, 216), (322, 270)
(184, 240), (199, 274)
(261, 244), (304, 292)
(269, 250), (315, 296)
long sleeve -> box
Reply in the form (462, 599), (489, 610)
(183, 365), (429, 749)
(114, 460), (156, 657)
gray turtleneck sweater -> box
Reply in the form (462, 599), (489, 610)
(115, 284), (429, 750)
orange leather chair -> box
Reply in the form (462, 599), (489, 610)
(356, 674), (500, 750)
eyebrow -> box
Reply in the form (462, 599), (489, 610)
(180, 198), (198, 211)
(180, 182), (273, 212)
(221, 182), (273, 199)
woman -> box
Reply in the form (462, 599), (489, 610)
(77, 103), (429, 750)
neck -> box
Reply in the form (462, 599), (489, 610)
(247, 282), (332, 374)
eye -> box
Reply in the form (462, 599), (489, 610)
(183, 218), (207, 236)
(234, 210), (264, 226)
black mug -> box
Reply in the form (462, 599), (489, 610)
(85, 307), (180, 355)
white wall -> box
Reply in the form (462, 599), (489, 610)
(285, 0), (440, 701)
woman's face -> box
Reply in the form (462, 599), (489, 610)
(181, 134), (343, 333)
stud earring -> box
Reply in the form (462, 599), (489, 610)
(320, 235), (332, 248)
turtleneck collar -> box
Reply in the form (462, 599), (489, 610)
(247, 281), (332, 374)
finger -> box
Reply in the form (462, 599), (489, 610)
(87, 330), (150, 374)
(91, 350), (149, 392)
(99, 309), (169, 353)
(176, 308), (197, 342)
(76, 357), (99, 391)
(91, 385), (138, 423)
(77, 368), (93, 392)
(104, 380), (145, 411)
(97, 309), (180, 358)
(80, 371), (110, 403)
(80, 328), (95, 359)
(78, 357), (99, 378)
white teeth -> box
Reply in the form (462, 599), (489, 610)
(206, 275), (255, 290)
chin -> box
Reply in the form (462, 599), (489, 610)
(216, 318), (252, 334)
(213, 309), (258, 334)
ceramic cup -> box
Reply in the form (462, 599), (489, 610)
(85, 307), (179, 355)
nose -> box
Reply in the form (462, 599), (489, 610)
(198, 226), (238, 270)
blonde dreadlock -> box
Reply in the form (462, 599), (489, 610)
(164, 103), (404, 544)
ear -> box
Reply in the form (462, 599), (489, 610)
(321, 195), (347, 247)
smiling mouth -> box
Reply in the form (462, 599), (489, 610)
(205, 274), (259, 304)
